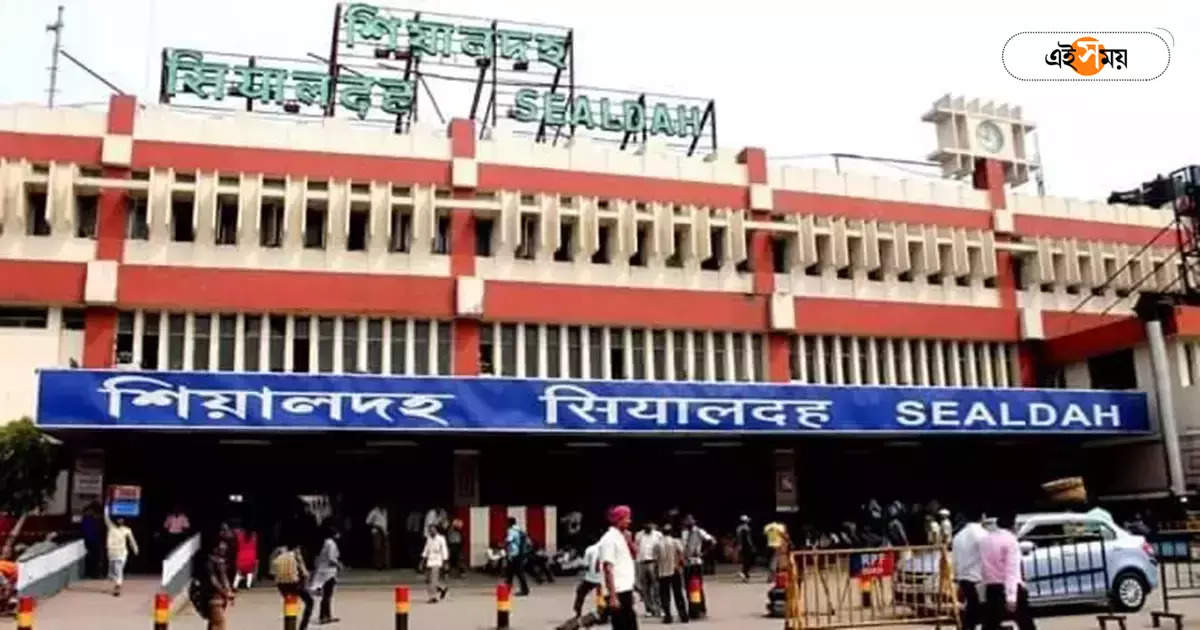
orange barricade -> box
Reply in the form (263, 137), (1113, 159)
(784, 544), (957, 629)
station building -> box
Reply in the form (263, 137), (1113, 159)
(0, 92), (1195, 566)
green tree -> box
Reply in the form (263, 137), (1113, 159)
(0, 418), (65, 557)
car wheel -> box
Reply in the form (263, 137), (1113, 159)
(1111, 570), (1148, 612)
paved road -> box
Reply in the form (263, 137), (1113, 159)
(23, 568), (1200, 630)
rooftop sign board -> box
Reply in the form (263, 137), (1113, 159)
(158, 2), (717, 154)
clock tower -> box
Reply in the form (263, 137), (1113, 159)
(922, 93), (1036, 186)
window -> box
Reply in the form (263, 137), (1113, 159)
(75, 195), (98, 239)
(666, 228), (685, 268)
(218, 315), (236, 371)
(171, 195), (195, 242)
(390, 319), (408, 374)
(116, 312), (134, 365)
(0, 307), (48, 328)
(610, 327), (626, 379)
(593, 224), (611, 264)
(713, 333), (727, 381)
(63, 308), (85, 330)
(142, 312), (160, 369)
(555, 222), (575, 262)
(1089, 349), (1137, 390)
(167, 313), (185, 370)
(304, 202), (327, 249)
(260, 199), (284, 247)
(525, 324), (541, 377)
(500, 324), (517, 376)
(516, 215), (538, 260)
(701, 228), (725, 271)
(292, 317), (310, 373)
(437, 321), (451, 375)
(631, 329), (646, 379)
(480, 326), (496, 375)
(588, 327), (603, 378)
(342, 317), (359, 373)
(194, 314), (211, 370)
(752, 333), (764, 381)
(348, 208), (369, 251)
(216, 195), (238, 245)
(547, 326), (562, 378)
(269, 315), (286, 372)
(476, 218), (495, 257)
(366, 319), (383, 373)
(630, 225), (649, 267)
(318, 317), (334, 373)
(673, 331), (688, 380)
(733, 333), (746, 381)
(433, 215), (450, 254)
(771, 235), (789, 273)
(692, 331), (705, 381)
(244, 315), (261, 371)
(26, 191), (49, 236)
(389, 207), (412, 252)
(652, 331), (666, 380)
(414, 321), (431, 375)
(126, 196), (149, 240)
(568, 326), (583, 378)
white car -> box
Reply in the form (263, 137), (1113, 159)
(1015, 511), (1157, 611)
(895, 509), (1158, 612)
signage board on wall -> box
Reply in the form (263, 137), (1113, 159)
(37, 370), (1151, 436)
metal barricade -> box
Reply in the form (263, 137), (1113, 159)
(1021, 533), (1111, 604)
(1149, 529), (1200, 629)
(783, 545), (956, 630)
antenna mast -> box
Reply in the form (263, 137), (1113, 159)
(46, 5), (64, 108)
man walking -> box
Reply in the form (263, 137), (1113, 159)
(599, 506), (638, 630)
(272, 540), (314, 630)
(981, 512), (1035, 630)
(103, 502), (139, 597)
(310, 526), (344, 625)
(366, 503), (389, 570)
(763, 518), (789, 579)
(680, 515), (714, 618)
(504, 517), (531, 596)
(206, 538), (235, 630)
(421, 524), (450, 603)
(655, 524), (688, 624)
(447, 518), (464, 578)
(634, 521), (662, 617)
(572, 542), (604, 621)
(735, 515), (756, 582)
(953, 512), (989, 630)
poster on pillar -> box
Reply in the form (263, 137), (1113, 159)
(37, 369), (1151, 435)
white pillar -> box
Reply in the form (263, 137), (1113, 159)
(665, 330), (676, 381)
(965, 342), (979, 387)
(132, 310), (145, 367)
(831, 336), (845, 385)
(581, 324), (592, 379)
(1147, 319), (1187, 497)
(333, 316), (344, 374)
(796, 336), (808, 383)
(382, 317), (393, 374)
(404, 319), (416, 376)
(684, 330), (697, 382)
(980, 342), (995, 387)
(814, 335), (827, 384)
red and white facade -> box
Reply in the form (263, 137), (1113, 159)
(2, 95), (1199, 499)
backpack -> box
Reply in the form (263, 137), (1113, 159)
(188, 557), (214, 619)
(520, 530), (535, 556)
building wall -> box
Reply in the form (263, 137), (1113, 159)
(0, 307), (83, 420)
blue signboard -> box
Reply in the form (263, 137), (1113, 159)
(36, 369), (1150, 435)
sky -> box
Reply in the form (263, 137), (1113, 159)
(1, 0), (1197, 201)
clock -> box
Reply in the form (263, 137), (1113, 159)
(975, 120), (1004, 153)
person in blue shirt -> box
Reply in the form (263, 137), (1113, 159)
(504, 518), (531, 596)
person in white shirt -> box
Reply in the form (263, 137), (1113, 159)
(598, 505), (638, 630)
(421, 525), (449, 603)
(309, 527), (344, 625)
(572, 542), (604, 620)
(952, 512), (990, 630)
(634, 521), (663, 617)
(103, 503), (139, 597)
(366, 504), (389, 570)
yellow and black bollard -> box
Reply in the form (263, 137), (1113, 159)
(153, 592), (170, 630)
(17, 596), (34, 630)
(859, 576), (872, 607)
(496, 583), (512, 629)
(283, 593), (299, 630)
(394, 586), (410, 630)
